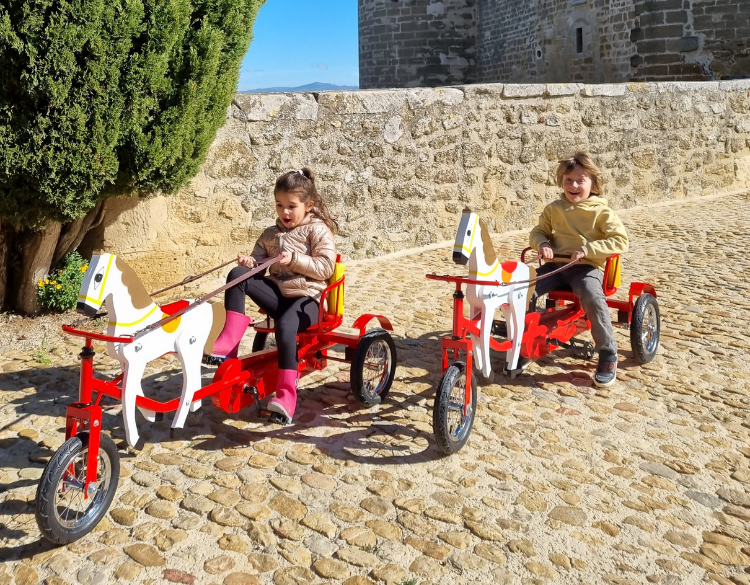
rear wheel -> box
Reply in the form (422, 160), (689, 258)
(350, 329), (397, 406)
(433, 362), (476, 455)
(630, 293), (660, 364)
(36, 432), (120, 545)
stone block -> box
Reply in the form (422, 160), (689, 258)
(503, 84), (545, 98)
(583, 84), (627, 97)
(545, 83), (583, 96)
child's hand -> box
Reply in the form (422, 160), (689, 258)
(539, 243), (554, 260)
(237, 254), (256, 268)
(570, 250), (585, 262)
(279, 251), (293, 266)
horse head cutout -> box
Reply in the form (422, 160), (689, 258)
(78, 252), (225, 447)
(453, 210), (534, 378)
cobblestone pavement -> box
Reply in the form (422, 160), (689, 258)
(2, 193), (750, 585)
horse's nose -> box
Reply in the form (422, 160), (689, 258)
(453, 251), (468, 265)
(77, 302), (98, 318)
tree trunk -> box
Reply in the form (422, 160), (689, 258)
(15, 221), (63, 315)
(53, 200), (106, 265)
(0, 221), (13, 310)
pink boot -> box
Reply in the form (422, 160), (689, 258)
(209, 310), (252, 359)
(268, 369), (299, 423)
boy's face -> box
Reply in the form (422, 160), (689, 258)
(562, 166), (592, 204)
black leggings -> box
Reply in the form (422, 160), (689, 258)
(225, 266), (319, 370)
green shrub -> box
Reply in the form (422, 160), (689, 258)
(37, 252), (88, 312)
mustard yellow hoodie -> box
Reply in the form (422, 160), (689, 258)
(529, 195), (629, 271)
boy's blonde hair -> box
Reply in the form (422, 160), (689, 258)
(555, 151), (604, 196)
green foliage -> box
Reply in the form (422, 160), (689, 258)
(34, 335), (52, 364)
(0, 0), (264, 229)
(37, 251), (88, 312)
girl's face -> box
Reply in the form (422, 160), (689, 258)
(276, 190), (313, 229)
(562, 166), (593, 204)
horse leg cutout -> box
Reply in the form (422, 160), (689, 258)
(173, 338), (204, 430)
(121, 359), (147, 448)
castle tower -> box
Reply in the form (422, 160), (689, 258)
(359, 0), (749, 87)
(358, 0), (478, 89)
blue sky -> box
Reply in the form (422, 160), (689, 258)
(238, 0), (359, 90)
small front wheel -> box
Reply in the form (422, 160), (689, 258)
(433, 361), (476, 455)
(35, 432), (120, 545)
(350, 329), (397, 406)
(630, 293), (660, 364)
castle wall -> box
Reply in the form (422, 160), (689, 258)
(358, 0), (477, 89)
(361, 0), (749, 86)
(476, 0), (637, 83)
(631, 0), (750, 81)
(85, 82), (750, 291)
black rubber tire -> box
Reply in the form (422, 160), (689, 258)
(350, 329), (397, 406)
(432, 362), (477, 455)
(630, 293), (660, 364)
(35, 431), (120, 545)
(251, 331), (276, 352)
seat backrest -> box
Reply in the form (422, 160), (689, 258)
(326, 254), (345, 317)
(604, 254), (621, 294)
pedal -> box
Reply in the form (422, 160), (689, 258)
(491, 320), (507, 337)
(549, 337), (595, 360)
(202, 354), (225, 366)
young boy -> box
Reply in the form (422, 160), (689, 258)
(529, 152), (629, 387)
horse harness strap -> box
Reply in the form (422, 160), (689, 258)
(133, 256), (282, 340)
(149, 258), (238, 297)
(492, 258), (581, 288)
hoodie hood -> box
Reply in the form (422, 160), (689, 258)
(560, 193), (609, 209)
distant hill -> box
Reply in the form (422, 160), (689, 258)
(242, 82), (359, 93)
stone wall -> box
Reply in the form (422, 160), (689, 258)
(84, 81), (750, 291)
(358, 0), (477, 88)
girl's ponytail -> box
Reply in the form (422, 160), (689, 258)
(275, 168), (339, 234)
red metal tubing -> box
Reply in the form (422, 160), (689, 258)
(63, 325), (134, 344)
(426, 274), (502, 287)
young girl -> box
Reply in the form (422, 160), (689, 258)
(207, 168), (337, 422)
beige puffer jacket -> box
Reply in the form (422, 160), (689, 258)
(251, 215), (336, 301)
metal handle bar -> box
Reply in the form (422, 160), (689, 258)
(426, 274), (503, 287)
(426, 258), (580, 288)
(62, 325), (134, 344)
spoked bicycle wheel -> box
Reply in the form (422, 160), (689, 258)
(433, 361), (476, 455)
(350, 329), (397, 406)
(35, 431), (120, 545)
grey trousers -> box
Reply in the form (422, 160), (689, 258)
(532, 263), (617, 355)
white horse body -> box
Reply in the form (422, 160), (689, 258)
(77, 252), (224, 447)
(453, 212), (533, 378)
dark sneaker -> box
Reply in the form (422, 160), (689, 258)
(594, 352), (618, 387)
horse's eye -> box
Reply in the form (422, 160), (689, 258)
(467, 230), (471, 236)
(95, 274), (103, 283)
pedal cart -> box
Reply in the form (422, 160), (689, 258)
(35, 254), (397, 544)
(427, 220), (660, 455)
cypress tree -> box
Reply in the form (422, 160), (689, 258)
(0, 0), (264, 312)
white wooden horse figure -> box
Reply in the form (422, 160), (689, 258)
(77, 251), (225, 447)
(453, 210), (536, 378)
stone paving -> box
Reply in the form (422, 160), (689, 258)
(2, 193), (750, 585)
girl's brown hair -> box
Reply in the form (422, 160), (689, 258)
(275, 168), (339, 234)
(555, 151), (604, 196)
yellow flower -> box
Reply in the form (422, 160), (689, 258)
(56, 284), (62, 290)
(44, 279), (49, 284)
(81, 265), (88, 272)
(38, 280), (43, 286)
(51, 281), (56, 285)
(59, 270), (63, 276)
